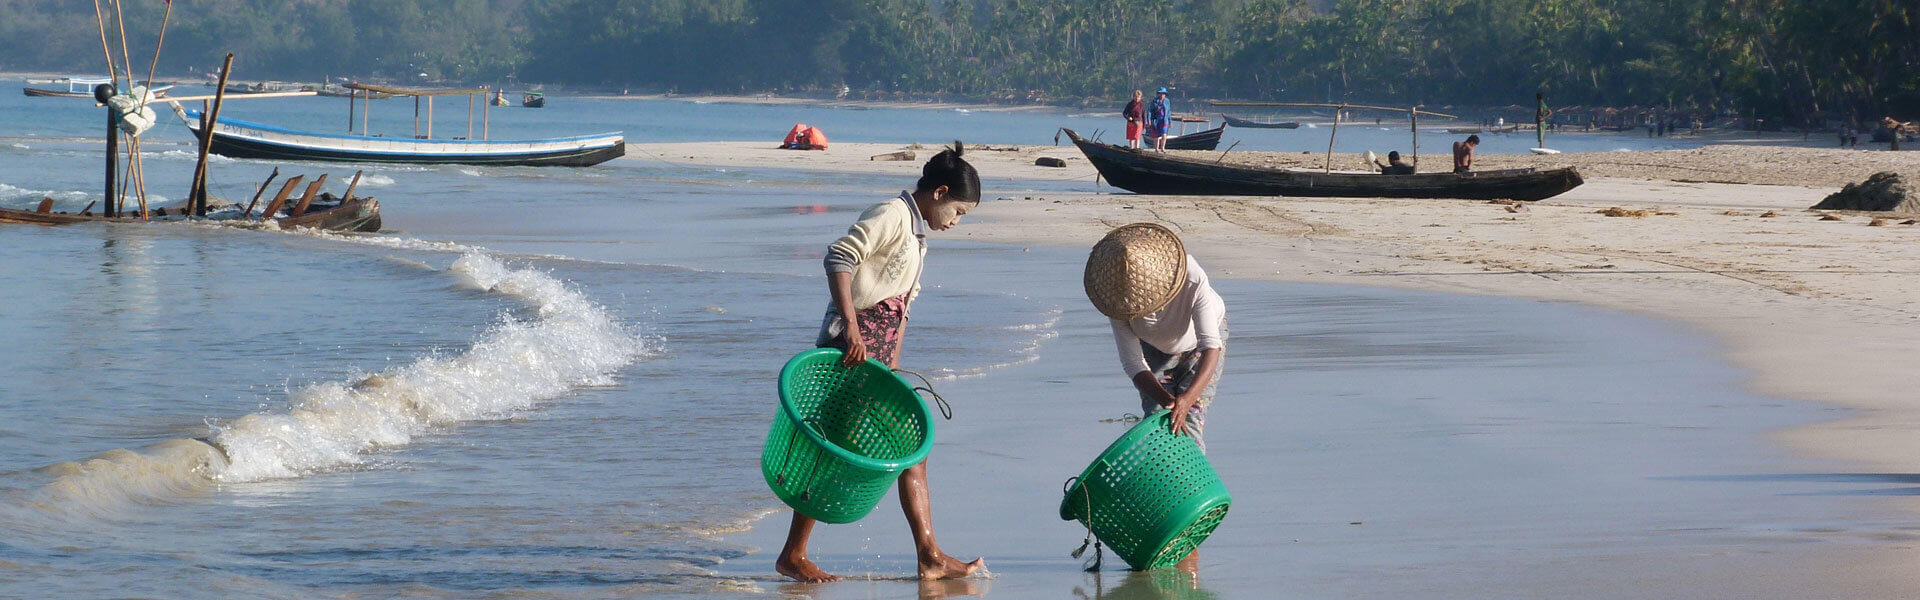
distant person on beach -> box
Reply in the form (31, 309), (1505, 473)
(1374, 151), (1415, 175)
(1148, 88), (1172, 151)
(1123, 90), (1146, 149)
(1452, 135), (1479, 173)
(777, 143), (987, 584)
(1084, 222), (1226, 573)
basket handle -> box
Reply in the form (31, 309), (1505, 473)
(892, 368), (953, 420)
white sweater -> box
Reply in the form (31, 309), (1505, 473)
(824, 193), (927, 308)
(1110, 255), (1227, 376)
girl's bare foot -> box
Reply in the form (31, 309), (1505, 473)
(918, 551), (985, 580)
(776, 554), (841, 583)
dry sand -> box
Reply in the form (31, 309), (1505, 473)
(629, 141), (1920, 479)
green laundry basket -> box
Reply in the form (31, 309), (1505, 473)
(1060, 411), (1231, 570)
(762, 348), (935, 524)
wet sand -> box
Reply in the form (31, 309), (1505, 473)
(666, 141), (1920, 596)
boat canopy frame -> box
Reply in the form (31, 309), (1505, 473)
(1210, 101), (1460, 172)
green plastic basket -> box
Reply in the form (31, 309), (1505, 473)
(1060, 411), (1231, 570)
(762, 348), (935, 524)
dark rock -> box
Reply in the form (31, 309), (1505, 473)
(1812, 172), (1918, 212)
(1035, 157), (1068, 168)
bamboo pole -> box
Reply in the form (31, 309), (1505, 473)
(1324, 107), (1341, 173)
(159, 91), (316, 103)
(1210, 101), (1458, 118)
(413, 96), (419, 138)
(467, 94), (474, 140)
(142, 0), (170, 91)
(190, 53), (235, 217)
(129, 136), (149, 219)
(348, 90), (355, 133)
(363, 89), (371, 133)
(109, 0), (135, 89)
(483, 93), (490, 140)
(426, 96), (433, 139)
(90, 0), (118, 92)
(1410, 106), (1420, 169)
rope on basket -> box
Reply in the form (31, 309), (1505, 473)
(891, 368), (953, 420)
(1062, 476), (1103, 571)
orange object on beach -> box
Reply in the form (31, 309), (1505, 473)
(781, 124), (830, 150)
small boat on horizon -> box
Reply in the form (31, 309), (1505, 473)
(1221, 115), (1301, 129)
(24, 77), (172, 98)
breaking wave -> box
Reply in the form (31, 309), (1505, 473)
(29, 252), (651, 516)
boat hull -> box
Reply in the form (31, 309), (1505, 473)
(185, 113), (624, 167)
(23, 87), (91, 98)
(1066, 128), (1583, 201)
(1152, 125), (1223, 151)
(0, 197), (382, 232)
(1221, 116), (1300, 129)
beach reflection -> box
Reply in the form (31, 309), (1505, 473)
(1074, 569), (1216, 600)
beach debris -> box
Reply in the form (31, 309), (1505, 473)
(1597, 207), (1677, 217)
(1504, 204), (1527, 213)
(1819, 213), (1843, 221)
(1760, 211), (1779, 218)
(1812, 172), (1918, 213)
(1035, 157), (1068, 168)
(1870, 217), (1891, 227)
(1098, 413), (1143, 424)
(1904, 220), (1918, 225)
(870, 150), (915, 161)
(1722, 210), (1742, 216)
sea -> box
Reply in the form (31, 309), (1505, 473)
(2, 84), (1899, 599)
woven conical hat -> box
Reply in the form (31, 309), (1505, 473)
(1084, 223), (1187, 320)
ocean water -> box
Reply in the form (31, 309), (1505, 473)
(0, 82), (1900, 598)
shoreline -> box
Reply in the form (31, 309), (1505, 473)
(632, 139), (1920, 478)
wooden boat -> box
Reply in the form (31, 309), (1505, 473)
(1064, 128), (1582, 201)
(180, 108), (624, 167)
(522, 92), (545, 108)
(0, 193), (381, 232)
(1221, 115), (1300, 129)
(1151, 125), (1224, 151)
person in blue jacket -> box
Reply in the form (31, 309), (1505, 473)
(1148, 88), (1172, 151)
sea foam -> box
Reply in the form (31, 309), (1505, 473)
(30, 252), (650, 514)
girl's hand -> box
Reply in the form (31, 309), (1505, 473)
(1168, 395), (1197, 436)
(841, 331), (870, 367)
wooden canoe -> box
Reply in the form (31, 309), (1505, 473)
(1065, 128), (1583, 201)
(1151, 125), (1224, 151)
(1221, 115), (1301, 129)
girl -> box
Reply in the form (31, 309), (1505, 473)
(776, 142), (987, 583)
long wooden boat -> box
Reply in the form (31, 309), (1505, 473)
(1221, 115), (1300, 129)
(182, 109), (624, 167)
(0, 195), (380, 231)
(1065, 128), (1582, 201)
(1157, 125), (1224, 151)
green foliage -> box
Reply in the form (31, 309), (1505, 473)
(1, 0), (1914, 122)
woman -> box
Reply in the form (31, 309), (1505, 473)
(1148, 88), (1172, 151)
(776, 142), (988, 583)
(1123, 90), (1146, 149)
(1083, 223), (1225, 573)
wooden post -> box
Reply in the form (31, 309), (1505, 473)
(258, 176), (304, 220)
(190, 53), (235, 217)
(362, 89), (370, 134)
(347, 90), (355, 133)
(426, 96), (433, 139)
(1410, 106), (1419, 169)
(467, 94), (474, 140)
(289, 173), (328, 218)
(338, 170), (363, 203)
(1324, 106), (1342, 173)
(413, 96), (419, 138)
(104, 104), (118, 218)
(243, 168), (279, 217)
(482, 93), (491, 140)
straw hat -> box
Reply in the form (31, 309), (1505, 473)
(1084, 223), (1187, 320)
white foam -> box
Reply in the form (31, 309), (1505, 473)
(357, 173), (397, 187)
(31, 252), (651, 511)
(7, 143), (27, 150)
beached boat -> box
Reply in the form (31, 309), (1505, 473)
(1064, 128), (1582, 201)
(1221, 115), (1300, 129)
(178, 85), (624, 166)
(1155, 125), (1224, 151)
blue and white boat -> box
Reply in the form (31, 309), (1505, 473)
(178, 83), (624, 167)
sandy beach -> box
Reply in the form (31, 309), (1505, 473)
(631, 140), (1920, 495)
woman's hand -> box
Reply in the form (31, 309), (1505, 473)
(1168, 394), (1198, 436)
(841, 330), (870, 367)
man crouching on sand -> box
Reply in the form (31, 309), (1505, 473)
(1083, 222), (1226, 573)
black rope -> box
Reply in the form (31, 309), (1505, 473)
(892, 368), (952, 420)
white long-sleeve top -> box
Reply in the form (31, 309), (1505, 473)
(1110, 254), (1227, 376)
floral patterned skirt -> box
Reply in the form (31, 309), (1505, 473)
(813, 293), (909, 368)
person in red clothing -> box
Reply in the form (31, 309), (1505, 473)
(1122, 90), (1146, 149)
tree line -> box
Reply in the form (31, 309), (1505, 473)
(3, 0), (1914, 125)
